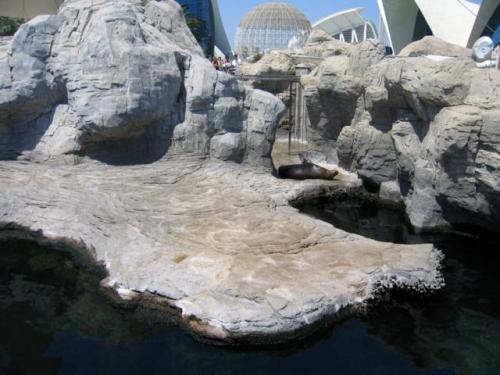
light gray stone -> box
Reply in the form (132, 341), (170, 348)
(213, 97), (244, 133)
(319, 42), (500, 232)
(237, 51), (295, 95)
(399, 36), (472, 58)
(337, 121), (398, 186)
(0, 0), (284, 168)
(380, 181), (403, 205)
(304, 29), (353, 58)
(0, 157), (443, 345)
(210, 132), (245, 162)
(143, 0), (203, 55)
(306, 56), (362, 141)
(238, 51), (295, 77)
(347, 40), (386, 78)
(245, 90), (286, 167)
(0, 15), (65, 126)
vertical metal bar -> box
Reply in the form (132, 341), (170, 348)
(288, 81), (293, 155)
(295, 83), (298, 150)
(303, 85), (307, 150)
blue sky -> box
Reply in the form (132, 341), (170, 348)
(218, 0), (483, 49)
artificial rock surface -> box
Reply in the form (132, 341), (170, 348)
(302, 39), (500, 233)
(0, 0), (284, 168)
(0, 157), (443, 344)
(398, 36), (472, 58)
(0, 0), (443, 344)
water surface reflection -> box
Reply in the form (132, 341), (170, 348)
(1, 198), (499, 375)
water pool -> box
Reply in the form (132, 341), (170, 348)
(1, 199), (499, 374)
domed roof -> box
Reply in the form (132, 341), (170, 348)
(236, 3), (312, 58)
(239, 3), (311, 30)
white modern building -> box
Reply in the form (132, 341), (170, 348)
(378, 0), (480, 54)
(210, 0), (231, 57)
(467, 0), (500, 47)
(313, 8), (377, 44)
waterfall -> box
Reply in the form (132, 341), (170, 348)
(289, 69), (309, 155)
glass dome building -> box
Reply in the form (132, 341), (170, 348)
(235, 3), (312, 58)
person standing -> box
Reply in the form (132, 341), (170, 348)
(211, 56), (219, 71)
(224, 55), (231, 73)
(216, 57), (223, 71)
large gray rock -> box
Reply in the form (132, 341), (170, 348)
(302, 42), (379, 149)
(0, 15), (65, 127)
(304, 29), (354, 58)
(347, 40), (386, 78)
(399, 36), (472, 58)
(236, 51), (296, 96)
(0, 0), (284, 167)
(210, 132), (244, 162)
(337, 121), (398, 186)
(307, 41), (500, 233)
(0, 157), (443, 345)
(238, 51), (296, 77)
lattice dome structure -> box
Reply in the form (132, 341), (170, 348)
(235, 3), (312, 59)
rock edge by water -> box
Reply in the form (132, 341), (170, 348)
(0, 0), (444, 345)
(0, 158), (444, 345)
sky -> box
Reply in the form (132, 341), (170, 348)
(218, 0), (483, 49)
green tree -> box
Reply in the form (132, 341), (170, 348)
(0, 16), (24, 37)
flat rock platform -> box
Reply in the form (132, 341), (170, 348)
(0, 157), (443, 345)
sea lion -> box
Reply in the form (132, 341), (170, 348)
(277, 162), (339, 180)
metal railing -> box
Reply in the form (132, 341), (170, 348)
(236, 72), (309, 155)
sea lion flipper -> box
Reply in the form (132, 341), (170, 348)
(272, 165), (279, 178)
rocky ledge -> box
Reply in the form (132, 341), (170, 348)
(301, 37), (500, 233)
(242, 33), (500, 234)
(0, 157), (443, 344)
(0, 0), (443, 345)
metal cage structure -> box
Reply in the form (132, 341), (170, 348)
(235, 3), (312, 59)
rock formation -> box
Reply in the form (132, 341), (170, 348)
(0, 0), (444, 345)
(304, 29), (354, 59)
(236, 51), (297, 99)
(0, 157), (444, 344)
(398, 36), (472, 58)
(302, 38), (500, 233)
(238, 51), (296, 78)
(0, 0), (284, 167)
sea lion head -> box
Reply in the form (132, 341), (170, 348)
(325, 169), (339, 180)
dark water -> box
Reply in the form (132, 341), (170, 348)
(1, 197), (499, 375)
